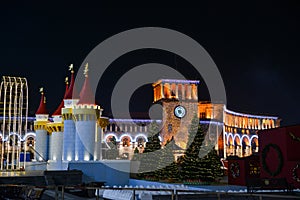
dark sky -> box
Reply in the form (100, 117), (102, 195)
(0, 1), (300, 126)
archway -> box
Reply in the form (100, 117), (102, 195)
(242, 135), (250, 156)
(227, 134), (234, 156)
(234, 135), (242, 157)
(251, 136), (259, 153)
(26, 137), (35, 160)
(121, 136), (131, 147)
(135, 135), (147, 148)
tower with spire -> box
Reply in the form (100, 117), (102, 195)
(45, 76), (70, 169)
(34, 88), (49, 162)
(72, 63), (102, 161)
(33, 63), (104, 168)
(62, 64), (79, 162)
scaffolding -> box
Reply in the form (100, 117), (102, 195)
(0, 76), (29, 170)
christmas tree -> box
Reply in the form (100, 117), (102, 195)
(179, 115), (206, 182)
(131, 147), (140, 161)
(179, 115), (223, 183)
(206, 149), (223, 181)
(156, 137), (179, 181)
(138, 121), (161, 180)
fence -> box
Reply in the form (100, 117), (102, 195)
(0, 184), (299, 200)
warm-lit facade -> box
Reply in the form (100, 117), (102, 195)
(151, 79), (280, 159)
(223, 108), (280, 158)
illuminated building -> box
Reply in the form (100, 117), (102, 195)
(104, 79), (280, 159)
(0, 66), (280, 171)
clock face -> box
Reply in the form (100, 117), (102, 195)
(174, 106), (186, 118)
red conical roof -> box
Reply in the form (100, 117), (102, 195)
(78, 75), (95, 105)
(52, 79), (69, 116)
(78, 63), (95, 105)
(65, 69), (79, 99)
(36, 89), (48, 115)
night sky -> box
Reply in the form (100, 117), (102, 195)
(0, 1), (300, 126)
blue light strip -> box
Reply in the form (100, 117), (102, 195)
(224, 107), (278, 120)
(160, 79), (200, 84)
(109, 119), (223, 126)
(200, 120), (223, 126)
(109, 119), (162, 123)
(0, 116), (36, 120)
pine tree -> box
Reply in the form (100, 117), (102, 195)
(179, 115), (206, 182)
(138, 121), (161, 180)
(186, 114), (199, 149)
(134, 147), (139, 154)
(207, 149), (223, 181)
(179, 115), (224, 183)
(156, 137), (177, 180)
(131, 147), (140, 161)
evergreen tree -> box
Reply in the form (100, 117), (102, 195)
(179, 115), (224, 182)
(134, 147), (139, 154)
(166, 161), (180, 182)
(138, 121), (161, 180)
(207, 149), (223, 181)
(186, 114), (199, 148)
(179, 115), (206, 181)
(131, 147), (140, 161)
(156, 137), (177, 180)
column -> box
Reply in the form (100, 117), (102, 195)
(194, 84), (198, 100)
(175, 84), (178, 99)
(161, 83), (165, 99)
(182, 84), (186, 100)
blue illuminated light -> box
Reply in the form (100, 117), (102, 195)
(154, 79), (200, 85)
(109, 119), (162, 123)
(224, 107), (278, 120)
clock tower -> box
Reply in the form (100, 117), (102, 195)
(152, 79), (199, 149)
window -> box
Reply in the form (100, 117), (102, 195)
(168, 124), (172, 133)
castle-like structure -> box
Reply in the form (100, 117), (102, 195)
(0, 64), (281, 170)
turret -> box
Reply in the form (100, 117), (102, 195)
(46, 77), (69, 169)
(62, 64), (79, 161)
(73, 63), (102, 161)
(34, 88), (49, 162)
